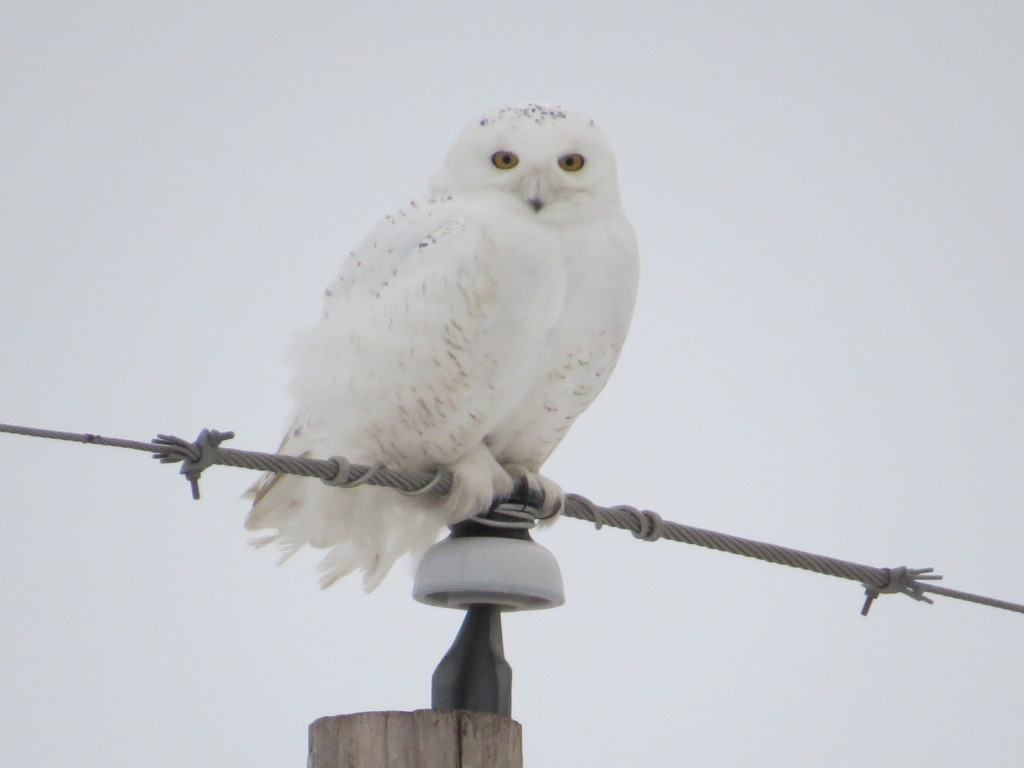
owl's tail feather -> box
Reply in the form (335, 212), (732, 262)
(244, 472), (446, 592)
(242, 441), (529, 590)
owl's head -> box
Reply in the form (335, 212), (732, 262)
(432, 104), (623, 221)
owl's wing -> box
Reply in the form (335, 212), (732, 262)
(246, 197), (567, 588)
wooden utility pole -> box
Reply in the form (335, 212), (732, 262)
(308, 709), (522, 768)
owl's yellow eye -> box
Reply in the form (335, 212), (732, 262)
(491, 151), (519, 169)
(558, 153), (585, 171)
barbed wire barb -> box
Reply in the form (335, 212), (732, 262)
(2, 420), (1022, 617)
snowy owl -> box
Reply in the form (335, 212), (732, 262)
(246, 104), (639, 589)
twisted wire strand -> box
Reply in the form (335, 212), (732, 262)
(917, 584), (1024, 613)
(2, 421), (1021, 615)
(560, 496), (884, 585)
(0, 423), (165, 453)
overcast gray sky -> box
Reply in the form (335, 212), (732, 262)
(2, 3), (1022, 766)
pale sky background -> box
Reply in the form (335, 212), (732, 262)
(2, 3), (1022, 766)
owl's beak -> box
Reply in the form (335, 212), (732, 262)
(523, 175), (551, 213)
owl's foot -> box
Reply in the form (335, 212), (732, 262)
(444, 445), (515, 524)
(501, 464), (563, 524)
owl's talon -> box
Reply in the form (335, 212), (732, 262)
(501, 465), (563, 524)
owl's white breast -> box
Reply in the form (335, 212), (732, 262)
(288, 188), (636, 479)
(468, 202), (639, 469)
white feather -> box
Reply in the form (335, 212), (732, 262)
(246, 104), (639, 589)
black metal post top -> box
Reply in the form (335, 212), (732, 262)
(431, 604), (512, 716)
